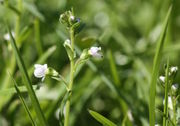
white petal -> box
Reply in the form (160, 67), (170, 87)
(89, 46), (102, 58)
(159, 76), (165, 83)
(34, 64), (48, 79)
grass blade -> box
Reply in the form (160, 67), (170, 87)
(149, 5), (172, 126)
(9, 73), (36, 126)
(88, 109), (117, 126)
(8, 26), (48, 126)
(107, 49), (120, 86)
(0, 85), (38, 95)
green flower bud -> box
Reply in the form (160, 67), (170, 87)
(64, 39), (75, 60)
(46, 67), (59, 77)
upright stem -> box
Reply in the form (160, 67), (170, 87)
(64, 28), (75, 126)
(163, 59), (169, 126)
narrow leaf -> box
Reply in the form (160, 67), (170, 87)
(88, 109), (117, 126)
(0, 85), (38, 95)
(149, 5), (172, 126)
(8, 26), (48, 126)
(9, 73), (36, 126)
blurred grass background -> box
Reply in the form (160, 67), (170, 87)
(0, 0), (180, 126)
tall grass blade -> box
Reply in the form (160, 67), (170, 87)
(149, 5), (172, 126)
(8, 26), (48, 126)
(88, 109), (117, 126)
(9, 73), (36, 126)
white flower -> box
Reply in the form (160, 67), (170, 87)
(170, 66), (178, 73)
(163, 96), (173, 110)
(70, 15), (75, 21)
(171, 84), (178, 92)
(4, 32), (15, 41)
(34, 64), (48, 81)
(159, 76), (165, 83)
(155, 124), (160, 126)
(89, 47), (102, 58)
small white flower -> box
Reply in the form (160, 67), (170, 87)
(170, 66), (178, 73)
(70, 15), (75, 21)
(163, 96), (173, 110)
(4, 32), (15, 41)
(155, 124), (160, 126)
(34, 64), (48, 81)
(171, 84), (178, 92)
(89, 47), (102, 58)
(159, 76), (165, 83)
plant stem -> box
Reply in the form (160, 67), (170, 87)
(64, 27), (75, 126)
(163, 59), (169, 126)
(173, 96), (176, 126)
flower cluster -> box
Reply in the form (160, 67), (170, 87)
(34, 9), (103, 82)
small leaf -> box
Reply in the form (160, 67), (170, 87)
(88, 109), (117, 126)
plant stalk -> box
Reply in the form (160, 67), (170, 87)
(163, 59), (169, 126)
(64, 27), (75, 126)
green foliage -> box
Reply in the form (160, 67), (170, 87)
(88, 109), (117, 126)
(0, 0), (180, 126)
(149, 5), (172, 126)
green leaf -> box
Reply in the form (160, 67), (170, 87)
(107, 49), (120, 86)
(149, 5), (172, 126)
(8, 26), (48, 126)
(0, 85), (38, 95)
(88, 110), (117, 126)
(9, 73), (36, 126)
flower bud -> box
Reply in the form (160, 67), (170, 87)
(169, 66), (178, 78)
(80, 49), (89, 60)
(46, 67), (59, 77)
(64, 39), (75, 60)
(59, 10), (77, 28)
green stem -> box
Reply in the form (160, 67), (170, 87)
(173, 96), (176, 126)
(163, 59), (169, 126)
(64, 28), (75, 126)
